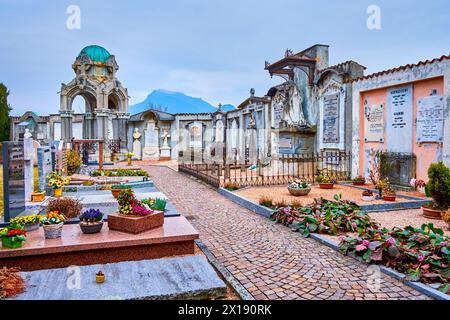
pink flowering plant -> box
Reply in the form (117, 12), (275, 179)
(339, 223), (449, 293)
(288, 178), (310, 190)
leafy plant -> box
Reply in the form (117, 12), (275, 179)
(224, 181), (239, 191)
(67, 149), (82, 176)
(141, 198), (167, 211)
(47, 197), (83, 219)
(117, 189), (153, 216)
(339, 223), (449, 291)
(352, 176), (366, 183)
(426, 162), (450, 210)
(10, 214), (41, 226)
(271, 194), (379, 238)
(91, 169), (148, 177)
(259, 196), (273, 208)
(111, 184), (132, 190)
(41, 211), (65, 225)
(0, 223), (26, 243)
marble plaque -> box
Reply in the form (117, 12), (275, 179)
(387, 86), (413, 152)
(2, 142), (25, 221)
(416, 95), (444, 143)
(364, 103), (384, 142)
(279, 134), (293, 153)
(273, 104), (283, 128)
(323, 93), (340, 143)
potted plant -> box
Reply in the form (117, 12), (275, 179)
(31, 183), (46, 202)
(79, 209), (104, 234)
(47, 171), (70, 198)
(352, 176), (366, 186)
(0, 224), (26, 249)
(382, 186), (396, 202)
(41, 211), (65, 239)
(316, 175), (335, 189)
(361, 190), (374, 202)
(108, 189), (164, 234)
(287, 178), (311, 196)
(410, 178), (426, 194)
(141, 197), (167, 211)
(422, 162), (450, 219)
(96, 271), (105, 284)
(375, 179), (389, 197)
(10, 214), (41, 232)
(125, 152), (134, 166)
(111, 184), (132, 199)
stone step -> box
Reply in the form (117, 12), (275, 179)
(12, 256), (227, 300)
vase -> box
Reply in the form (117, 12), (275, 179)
(43, 222), (64, 239)
(23, 222), (40, 232)
(127, 158), (132, 166)
(79, 221), (103, 234)
(1, 237), (24, 249)
(54, 188), (63, 198)
(96, 274), (105, 284)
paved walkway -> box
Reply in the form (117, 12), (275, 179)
(144, 166), (429, 300)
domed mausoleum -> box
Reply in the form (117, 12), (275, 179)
(59, 45), (129, 151)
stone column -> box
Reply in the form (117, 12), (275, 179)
(24, 136), (34, 201)
(442, 68), (450, 167)
(238, 113), (244, 163)
(116, 112), (130, 152)
(83, 113), (93, 139)
(60, 110), (74, 142)
(94, 108), (110, 140)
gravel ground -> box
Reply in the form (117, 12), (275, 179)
(235, 184), (415, 207)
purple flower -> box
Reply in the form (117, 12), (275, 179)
(440, 241), (446, 247)
(418, 255), (424, 262)
(362, 240), (370, 247)
(351, 222), (357, 228)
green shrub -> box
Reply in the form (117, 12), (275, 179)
(426, 162), (450, 210)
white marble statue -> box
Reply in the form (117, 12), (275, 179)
(132, 128), (142, 160)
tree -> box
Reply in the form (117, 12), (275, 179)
(0, 83), (11, 141)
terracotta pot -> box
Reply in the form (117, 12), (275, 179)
(422, 206), (445, 220)
(111, 188), (126, 199)
(288, 186), (311, 196)
(53, 188), (63, 198)
(352, 181), (366, 186)
(319, 183), (334, 189)
(382, 195), (396, 202)
(31, 191), (46, 202)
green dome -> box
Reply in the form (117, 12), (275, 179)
(78, 45), (111, 63)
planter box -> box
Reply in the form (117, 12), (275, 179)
(31, 192), (46, 202)
(319, 183), (334, 189)
(24, 222), (40, 232)
(108, 211), (164, 234)
(352, 181), (366, 186)
(422, 206), (444, 220)
(383, 195), (396, 202)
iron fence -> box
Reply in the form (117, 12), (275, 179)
(178, 151), (351, 188)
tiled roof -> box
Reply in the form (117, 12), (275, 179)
(351, 54), (450, 82)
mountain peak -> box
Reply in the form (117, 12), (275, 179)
(130, 89), (235, 114)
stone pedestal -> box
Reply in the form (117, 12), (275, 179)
(160, 146), (171, 160)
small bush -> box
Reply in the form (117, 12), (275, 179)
(259, 196), (273, 208)
(67, 150), (82, 176)
(427, 162), (450, 210)
(224, 181), (239, 191)
(290, 199), (303, 208)
(47, 197), (83, 219)
(274, 199), (288, 208)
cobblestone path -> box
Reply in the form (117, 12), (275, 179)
(144, 166), (429, 300)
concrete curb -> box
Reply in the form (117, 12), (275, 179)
(195, 239), (254, 300)
(218, 188), (449, 300)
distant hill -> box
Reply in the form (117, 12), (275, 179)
(129, 89), (235, 114)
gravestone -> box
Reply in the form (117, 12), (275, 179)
(37, 147), (52, 194)
(2, 141), (25, 222)
(23, 137), (34, 201)
(143, 121), (160, 160)
(323, 93), (340, 143)
(364, 102), (384, 142)
(387, 86), (413, 152)
(416, 95), (444, 143)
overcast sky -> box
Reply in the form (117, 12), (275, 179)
(1, 0), (449, 115)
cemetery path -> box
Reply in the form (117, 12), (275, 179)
(144, 166), (430, 300)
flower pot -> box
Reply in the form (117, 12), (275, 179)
(53, 188), (63, 198)
(127, 158), (132, 166)
(43, 222), (64, 239)
(319, 183), (334, 189)
(361, 195), (373, 202)
(108, 211), (164, 234)
(79, 221), (104, 234)
(31, 191), (46, 202)
(288, 186), (311, 196)
(23, 222), (40, 232)
(422, 206), (445, 220)
(1, 237), (24, 249)
(352, 181), (366, 186)
(96, 274), (105, 284)
(383, 195), (396, 202)
(111, 188), (126, 199)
